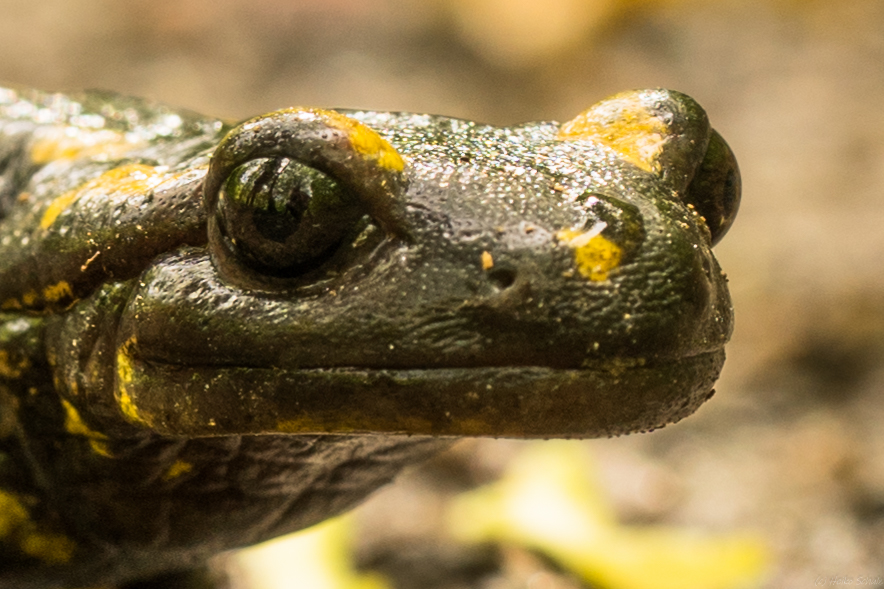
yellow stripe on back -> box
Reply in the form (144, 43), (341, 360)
(40, 164), (165, 229)
(30, 127), (139, 165)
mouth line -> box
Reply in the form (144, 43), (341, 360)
(136, 346), (721, 374)
(121, 351), (725, 439)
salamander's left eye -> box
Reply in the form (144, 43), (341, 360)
(559, 89), (740, 246)
(215, 157), (364, 275)
(682, 130), (741, 245)
(203, 107), (410, 286)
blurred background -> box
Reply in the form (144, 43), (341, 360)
(2, 0), (883, 587)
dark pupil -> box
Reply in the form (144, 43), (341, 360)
(722, 169), (738, 214)
(244, 160), (310, 243)
(218, 157), (364, 274)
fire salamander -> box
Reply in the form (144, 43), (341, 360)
(0, 86), (739, 588)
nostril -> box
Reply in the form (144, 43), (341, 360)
(487, 267), (517, 290)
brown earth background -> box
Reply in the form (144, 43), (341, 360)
(2, 1), (883, 587)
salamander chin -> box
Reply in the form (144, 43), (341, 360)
(117, 351), (724, 438)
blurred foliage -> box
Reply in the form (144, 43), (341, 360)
(232, 516), (390, 589)
(449, 442), (769, 589)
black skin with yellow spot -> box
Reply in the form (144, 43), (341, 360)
(0, 86), (739, 588)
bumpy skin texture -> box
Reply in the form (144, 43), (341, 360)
(0, 86), (739, 588)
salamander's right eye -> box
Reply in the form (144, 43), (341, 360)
(203, 107), (411, 287)
(215, 157), (364, 276)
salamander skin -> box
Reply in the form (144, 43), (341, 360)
(0, 86), (739, 588)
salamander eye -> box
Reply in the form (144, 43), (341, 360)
(216, 158), (364, 275)
(203, 107), (410, 285)
(558, 89), (740, 246)
(683, 130), (741, 245)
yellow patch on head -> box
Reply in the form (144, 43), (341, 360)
(116, 339), (151, 427)
(118, 388), (144, 425)
(481, 251), (494, 270)
(40, 163), (165, 229)
(30, 127), (137, 165)
(558, 91), (669, 174)
(557, 228), (622, 281)
(0, 490), (77, 564)
(310, 108), (405, 172)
